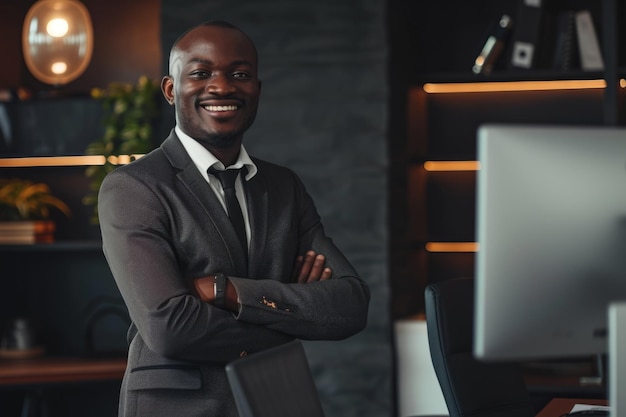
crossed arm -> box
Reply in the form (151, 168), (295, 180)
(193, 250), (332, 311)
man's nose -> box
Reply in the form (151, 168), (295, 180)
(207, 73), (236, 95)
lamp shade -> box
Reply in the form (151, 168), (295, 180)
(22, 0), (93, 86)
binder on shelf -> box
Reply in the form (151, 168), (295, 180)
(472, 14), (513, 75)
(575, 9), (604, 71)
(551, 10), (578, 71)
(509, 0), (544, 70)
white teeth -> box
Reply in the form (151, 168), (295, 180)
(204, 105), (238, 111)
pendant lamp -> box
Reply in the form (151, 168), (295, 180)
(22, 0), (94, 86)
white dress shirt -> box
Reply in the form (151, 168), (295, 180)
(176, 125), (257, 247)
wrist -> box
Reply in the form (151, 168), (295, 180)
(213, 273), (227, 308)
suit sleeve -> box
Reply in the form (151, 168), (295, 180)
(229, 170), (370, 340)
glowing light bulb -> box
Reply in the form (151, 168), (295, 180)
(47, 18), (69, 37)
(51, 61), (68, 74)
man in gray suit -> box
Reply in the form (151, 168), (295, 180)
(98, 20), (370, 417)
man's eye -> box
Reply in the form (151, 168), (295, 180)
(233, 72), (250, 79)
(191, 70), (210, 78)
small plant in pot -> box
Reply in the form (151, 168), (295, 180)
(83, 75), (160, 224)
(0, 179), (71, 243)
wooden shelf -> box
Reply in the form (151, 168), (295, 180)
(0, 241), (102, 252)
(412, 70), (607, 84)
(0, 356), (126, 386)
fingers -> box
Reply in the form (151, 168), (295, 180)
(296, 251), (315, 283)
(307, 253), (326, 283)
(319, 266), (332, 281)
(296, 250), (332, 283)
(292, 254), (304, 281)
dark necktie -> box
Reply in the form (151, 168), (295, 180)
(208, 167), (248, 257)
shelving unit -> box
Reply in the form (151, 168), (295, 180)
(407, 78), (613, 288)
(388, 0), (625, 318)
(0, 240), (126, 350)
(0, 157), (126, 416)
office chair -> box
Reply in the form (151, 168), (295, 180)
(425, 278), (535, 417)
(225, 339), (326, 417)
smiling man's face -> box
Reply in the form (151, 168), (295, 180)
(162, 25), (261, 151)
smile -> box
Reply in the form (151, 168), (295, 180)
(203, 105), (238, 112)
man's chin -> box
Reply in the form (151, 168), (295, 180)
(198, 132), (241, 149)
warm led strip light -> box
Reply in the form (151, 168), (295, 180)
(423, 161), (480, 171)
(0, 154), (144, 167)
(425, 242), (479, 253)
(420, 79), (621, 253)
(423, 79), (608, 94)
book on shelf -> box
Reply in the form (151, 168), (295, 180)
(0, 234), (38, 244)
(472, 14), (513, 75)
(549, 8), (604, 72)
(551, 10), (578, 71)
(509, 0), (544, 70)
(495, 1), (604, 73)
(0, 221), (55, 244)
(575, 9), (604, 71)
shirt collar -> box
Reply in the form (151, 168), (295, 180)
(175, 125), (257, 181)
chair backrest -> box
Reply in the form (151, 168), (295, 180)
(225, 340), (326, 417)
(425, 278), (535, 417)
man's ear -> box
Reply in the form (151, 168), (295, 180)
(161, 76), (175, 105)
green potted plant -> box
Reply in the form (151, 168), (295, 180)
(0, 179), (71, 244)
(83, 75), (160, 223)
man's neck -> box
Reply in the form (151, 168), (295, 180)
(206, 145), (241, 168)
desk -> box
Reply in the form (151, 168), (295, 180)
(524, 362), (607, 410)
(526, 374), (607, 398)
(536, 398), (609, 417)
(0, 356), (126, 385)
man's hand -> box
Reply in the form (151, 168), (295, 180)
(293, 250), (332, 283)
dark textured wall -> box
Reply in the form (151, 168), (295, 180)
(159, 1), (392, 417)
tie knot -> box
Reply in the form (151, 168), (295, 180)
(209, 167), (240, 189)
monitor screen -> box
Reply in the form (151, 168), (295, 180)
(473, 124), (626, 361)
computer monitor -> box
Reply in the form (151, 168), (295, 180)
(473, 124), (626, 362)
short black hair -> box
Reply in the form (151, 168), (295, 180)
(171, 20), (254, 53)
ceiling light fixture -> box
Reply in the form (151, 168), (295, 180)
(22, 0), (94, 86)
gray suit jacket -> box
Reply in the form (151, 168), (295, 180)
(98, 131), (370, 417)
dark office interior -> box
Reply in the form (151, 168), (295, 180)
(0, 0), (624, 416)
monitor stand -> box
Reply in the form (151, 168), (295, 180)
(609, 302), (626, 417)
(580, 354), (607, 386)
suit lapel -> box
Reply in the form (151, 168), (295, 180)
(161, 132), (249, 275)
(244, 169), (268, 279)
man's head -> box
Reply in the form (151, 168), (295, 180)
(162, 21), (261, 157)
